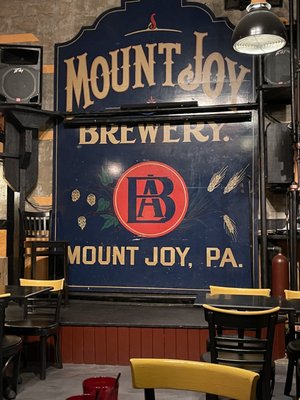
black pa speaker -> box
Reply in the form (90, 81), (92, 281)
(0, 45), (42, 106)
(264, 46), (292, 86)
(266, 122), (294, 186)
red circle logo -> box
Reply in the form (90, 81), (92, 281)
(113, 161), (189, 237)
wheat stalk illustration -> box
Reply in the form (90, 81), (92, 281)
(223, 165), (248, 194)
(223, 214), (237, 241)
(207, 166), (228, 192)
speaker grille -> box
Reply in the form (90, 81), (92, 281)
(264, 47), (292, 85)
(2, 67), (36, 102)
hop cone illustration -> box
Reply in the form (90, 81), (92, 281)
(78, 216), (86, 230)
(87, 193), (96, 206)
(71, 189), (80, 202)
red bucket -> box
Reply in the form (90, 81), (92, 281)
(66, 395), (94, 400)
(82, 376), (119, 400)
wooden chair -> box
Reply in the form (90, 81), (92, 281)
(21, 210), (69, 303)
(201, 304), (279, 400)
(209, 285), (271, 296)
(4, 278), (64, 380)
(130, 358), (259, 400)
(283, 289), (300, 397)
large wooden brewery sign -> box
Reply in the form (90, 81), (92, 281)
(54, 0), (256, 293)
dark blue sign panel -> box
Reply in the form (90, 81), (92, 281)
(54, 0), (257, 293)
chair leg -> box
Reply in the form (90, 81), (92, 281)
(2, 350), (22, 399)
(284, 355), (295, 396)
(206, 394), (218, 400)
(10, 351), (22, 394)
(296, 361), (300, 398)
(54, 334), (62, 369)
(40, 336), (47, 380)
(22, 342), (28, 370)
(144, 388), (155, 400)
(270, 366), (275, 397)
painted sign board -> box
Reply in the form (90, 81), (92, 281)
(54, 0), (257, 293)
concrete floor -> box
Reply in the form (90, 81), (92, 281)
(12, 358), (296, 400)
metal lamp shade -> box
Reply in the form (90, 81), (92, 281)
(232, 9), (287, 54)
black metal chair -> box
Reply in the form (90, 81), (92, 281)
(21, 210), (69, 303)
(206, 286), (272, 351)
(0, 295), (23, 400)
(283, 289), (300, 397)
(4, 278), (64, 381)
(201, 304), (280, 400)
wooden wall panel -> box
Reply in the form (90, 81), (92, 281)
(83, 327), (96, 364)
(199, 329), (209, 354)
(95, 328), (107, 365)
(187, 329), (201, 360)
(106, 327), (119, 365)
(141, 329), (153, 358)
(118, 327), (130, 365)
(129, 328), (141, 358)
(175, 328), (188, 359)
(59, 325), (285, 365)
(164, 328), (176, 359)
(152, 328), (165, 358)
(72, 327), (84, 363)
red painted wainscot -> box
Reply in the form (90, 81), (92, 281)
(60, 322), (286, 365)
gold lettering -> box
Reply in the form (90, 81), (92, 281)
(183, 123), (208, 142)
(65, 53), (94, 112)
(82, 246), (96, 265)
(202, 52), (225, 98)
(98, 247), (111, 265)
(90, 56), (110, 100)
(100, 126), (119, 144)
(132, 44), (157, 89)
(79, 126), (99, 144)
(210, 123), (224, 142)
(126, 246), (139, 265)
(110, 47), (131, 93)
(138, 124), (159, 143)
(162, 124), (180, 143)
(158, 43), (181, 87)
(64, 33), (251, 111)
(160, 247), (175, 266)
(112, 246), (125, 265)
(225, 57), (251, 103)
(68, 246), (81, 265)
(145, 246), (158, 266)
(120, 125), (135, 144)
(176, 247), (190, 266)
(177, 32), (208, 91)
(77, 123), (227, 145)
(206, 247), (220, 267)
(220, 248), (238, 267)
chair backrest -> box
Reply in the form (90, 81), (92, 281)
(203, 304), (279, 399)
(209, 285), (271, 296)
(19, 278), (64, 322)
(22, 210), (52, 239)
(284, 289), (300, 300)
(19, 278), (64, 292)
(130, 358), (259, 400)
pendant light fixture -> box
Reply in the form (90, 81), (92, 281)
(232, 0), (287, 54)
